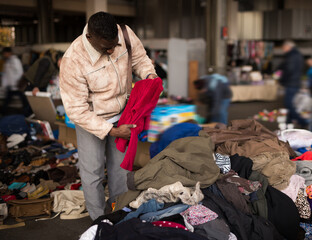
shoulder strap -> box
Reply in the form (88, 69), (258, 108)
(120, 24), (132, 99)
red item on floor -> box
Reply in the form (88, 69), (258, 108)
(152, 221), (188, 231)
(1, 195), (16, 202)
(115, 78), (163, 171)
(70, 183), (81, 190)
(292, 151), (312, 161)
(56, 185), (65, 190)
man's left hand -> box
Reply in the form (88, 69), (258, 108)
(146, 74), (158, 79)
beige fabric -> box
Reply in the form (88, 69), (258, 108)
(60, 24), (156, 139)
(250, 151), (296, 190)
(51, 190), (89, 219)
(129, 182), (204, 209)
(230, 85), (278, 102)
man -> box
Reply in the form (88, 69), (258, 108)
(1, 47), (25, 115)
(194, 73), (232, 125)
(278, 40), (307, 127)
(23, 49), (63, 96)
(59, 12), (157, 220)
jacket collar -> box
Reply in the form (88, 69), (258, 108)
(82, 24), (101, 65)
(82, 24), (123, 65)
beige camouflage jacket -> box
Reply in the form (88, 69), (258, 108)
(60, 24), (156, 139)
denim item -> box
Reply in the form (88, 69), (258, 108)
(119, 199), (164, 223)
(140, 204), (190, 222)
(211, 98), (231, 124)
(285, 87), (308, 126)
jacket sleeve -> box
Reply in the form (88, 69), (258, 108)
(59, 57), (113, 139)
(126, 26), (156, 79)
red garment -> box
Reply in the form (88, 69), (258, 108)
(292, 151), (312, 161)
(152, 221), (188, 231)
(1, 195), (16, 202)
(115, 78), (163, 171)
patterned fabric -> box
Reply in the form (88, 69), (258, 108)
(152, 221), (188, 231)
(295, 189), (311, 219)
(225, 171), (261, 195)
(214, 153), (231, 174)
(300, 222), (312, 240)
(180, 204), (218, 226)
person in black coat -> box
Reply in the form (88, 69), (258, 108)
(278, 40), (308, 127)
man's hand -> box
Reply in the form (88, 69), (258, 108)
(32, 87), (39, 96)
(146, 74), (158, 79)
(109, 124), (137, 139)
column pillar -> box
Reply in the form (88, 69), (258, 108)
(205, 0), (228, 74)
(37, 0), (54, 43)
(86, 0), (108, 21)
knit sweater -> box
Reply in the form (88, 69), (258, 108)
(115, 77), (163, 171)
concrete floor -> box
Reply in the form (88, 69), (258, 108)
(0, 98), (284, 240)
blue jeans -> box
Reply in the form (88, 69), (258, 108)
(211, 98), (231, 125)
(284, 87), (308, 126)
(139, 204), (190, 222)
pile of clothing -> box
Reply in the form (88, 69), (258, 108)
(81, 119), (311, 240)
(0, 116), (83, 222)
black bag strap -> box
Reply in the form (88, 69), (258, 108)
(120, 24), (132, 99)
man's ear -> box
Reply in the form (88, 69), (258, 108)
(86, 33), (91, 39)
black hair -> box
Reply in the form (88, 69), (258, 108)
(88, 12), (118, 40)
(2, 47), (12, 53)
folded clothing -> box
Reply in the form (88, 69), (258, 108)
(180, 204), (218, 226)
(129, 182), (203, 209)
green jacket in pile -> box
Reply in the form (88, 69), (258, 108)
(117, 136), (220, 210)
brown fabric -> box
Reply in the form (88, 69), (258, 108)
(216, 138), (295, 159)
(250, 151), (296, 190)
(201, 119), (276, 145)
(295, 189), (311, 219)
(47, 166), (79, 185)
(8, 198), (53, 221)
(216, 175), (251, 214)
(201, 119), (296, 158)
(120, 24), (132, 98)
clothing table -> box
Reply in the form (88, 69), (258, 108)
(230, 84), (278, 102)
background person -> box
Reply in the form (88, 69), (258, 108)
(1, 47), (25, 116)
(277, 40), (308, 128)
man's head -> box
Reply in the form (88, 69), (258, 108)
(86, 12), (119, 55)
(2, 47), (13, 60)
(307, 58), (312, 67)
(282, 40), (296, 53)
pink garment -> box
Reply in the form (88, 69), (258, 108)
(115, 78), (163, 171)
(281, 175), (306, 202)
(180, 204), (218, 226)
(152, 221), (188, 231)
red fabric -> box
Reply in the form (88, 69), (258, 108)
(1, 195), (16, 202)
(152, 221), (188, 231)
(115, 78), (163, 171)
(70, 183), (81, 190)
(292, 151), (312, 161)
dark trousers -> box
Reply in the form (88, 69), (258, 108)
(1, 89), (31, 116)
(284, 87), (308, 126)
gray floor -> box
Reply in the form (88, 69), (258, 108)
(0, 98), (284, 240)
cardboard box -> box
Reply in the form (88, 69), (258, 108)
(55, 121), (77, 147)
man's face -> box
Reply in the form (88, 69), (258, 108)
(3, 52), (11, 60)
(282, 44), (292, 53)
(86, 33), (119, 55)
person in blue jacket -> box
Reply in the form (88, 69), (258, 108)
(194, 74), (232, 125)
